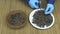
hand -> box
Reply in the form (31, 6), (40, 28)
(29, 0), (40, 8)
(45, 4), (54, 14)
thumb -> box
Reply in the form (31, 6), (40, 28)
(45, 6), (50, 14)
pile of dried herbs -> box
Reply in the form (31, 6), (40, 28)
(33, 10), (53, 27)
(9, 13), (25, 26)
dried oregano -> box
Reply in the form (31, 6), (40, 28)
(33, 10), (53, 27)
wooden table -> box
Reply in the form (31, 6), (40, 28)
(0, 0), (60, 34)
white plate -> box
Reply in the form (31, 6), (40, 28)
(29, 8), (55, 29)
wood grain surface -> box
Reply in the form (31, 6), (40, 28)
(0, 0), (60, 34)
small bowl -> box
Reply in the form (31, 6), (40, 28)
(29, 8), (55, 29)
(7, 10), (27, 29)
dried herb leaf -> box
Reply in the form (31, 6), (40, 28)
(33, 10), (53, 27)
